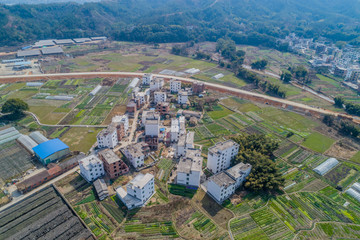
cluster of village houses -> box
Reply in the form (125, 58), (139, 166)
(15, 74), (252, 209)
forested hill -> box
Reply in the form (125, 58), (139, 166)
(0, 0), (360, 47)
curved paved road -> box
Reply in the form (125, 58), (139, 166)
(1, 72), (359, 124)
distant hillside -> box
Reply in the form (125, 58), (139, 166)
(0, 0), (359, 47)
(0, 0), (100, 4)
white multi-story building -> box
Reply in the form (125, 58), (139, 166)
(225, 162), (252, 188)
(170, 79), (181, 93)
(185, 131), (194, 149)
(178, 91), (188, 104)
(142, 73), (153, 85)
(154, 91), (167, 104)
(179, 116), (186, 135)
(142, 110), (160, 126)
(145, 119), (159, 137)
(79, 155), (105, 182)
(207, 140), (239, 173)
(97, 126), (118, 149)
(170, 118), (180, 142)
(176, 149), (203, 187)
(207, 162), (252, 203)
(134, 91), (149, 106)
(112, 114), (129, 132)
(176, 131), (195, 157)
(207, 172), (236, 204)
(144, 110), (160, 137)
(121, 142), (149, 168)
(150, 77), (164, 91)
(116, 173), (155, 209)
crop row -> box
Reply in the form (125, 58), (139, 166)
(230, 216), (268, 240)
(250, 208), (294, 239)
(124, 221), (178, 237)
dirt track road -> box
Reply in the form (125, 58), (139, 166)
(0, 72), (358, 124)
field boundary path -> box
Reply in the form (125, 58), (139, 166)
(0, 72), (359, 124)
(26, 111), (107, 128)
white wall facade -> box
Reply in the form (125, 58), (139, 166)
(150, 78), (164, 91)
(97, 129), (118, 149)
(112, 115), (129, 132)
(145, 121), (159, 137)
(178, 92), (188, 104)
(207, 140), (239, 174)
(170, 79), (181, 93)
(177, 169), (201, 187)
(154, 92), (167, 104)
(127, 174), (155, 204)
(79, 156), (105, 182)
(123, 149), (145, 168)
(142, 73), (153, 85)
(207, 180), (235, 203)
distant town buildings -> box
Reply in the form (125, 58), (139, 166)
(207, 140), (239, 174)
(116, 173), (155, 209)
(79, 155), (105, 182)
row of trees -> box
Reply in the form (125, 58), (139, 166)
(334, 96), (360, 117)
(323, 115), (359, 138)
(251, 59), (268, 70)
(237, 68), (286, 98)
(232, 134), (284, 193)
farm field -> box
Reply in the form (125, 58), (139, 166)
(60, 127), (103, 153)
(302, 132), (335, 153)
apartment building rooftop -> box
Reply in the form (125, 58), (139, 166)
(98, 126), (116, 137)
(208, 140), (238, 153)
(226, 162), (252, 179)
(98, 149), (120, 164)
(208, 171), (235, 188)
(128, 173), (153, 189)
(178, 149), (203, 173)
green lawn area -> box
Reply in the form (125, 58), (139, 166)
(258, 108), (318, 133)
(207, 105), (234, 120)
(60, 127), (103, 153)
(316, 74), (341, 88)
(29, 106), (67, 125)
(302, 132), (335, 153)
(350, 151), (360, 164)
(221, 97), (261, 112)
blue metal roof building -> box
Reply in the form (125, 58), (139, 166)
(33, 139), (70, 165)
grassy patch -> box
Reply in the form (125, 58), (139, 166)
(302, 132), (335, 153)
(207, 105), (234, 120)
(168, 184), (197, 198)
(60, 127), (103, 153)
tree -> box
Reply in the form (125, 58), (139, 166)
(334, 96), (345, 108)
(293, 65), (308, 84)
(322, 115), (334, 127)
(339, 121), (359, 138)
(1, 98), (29, 120)
(251, 59), (268, 70)
(280, 71), (292, 83)
(231, 134), (284, 193)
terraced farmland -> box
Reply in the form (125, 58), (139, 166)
(230, 216), (268, 240)
(250, 208), (294, 239)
